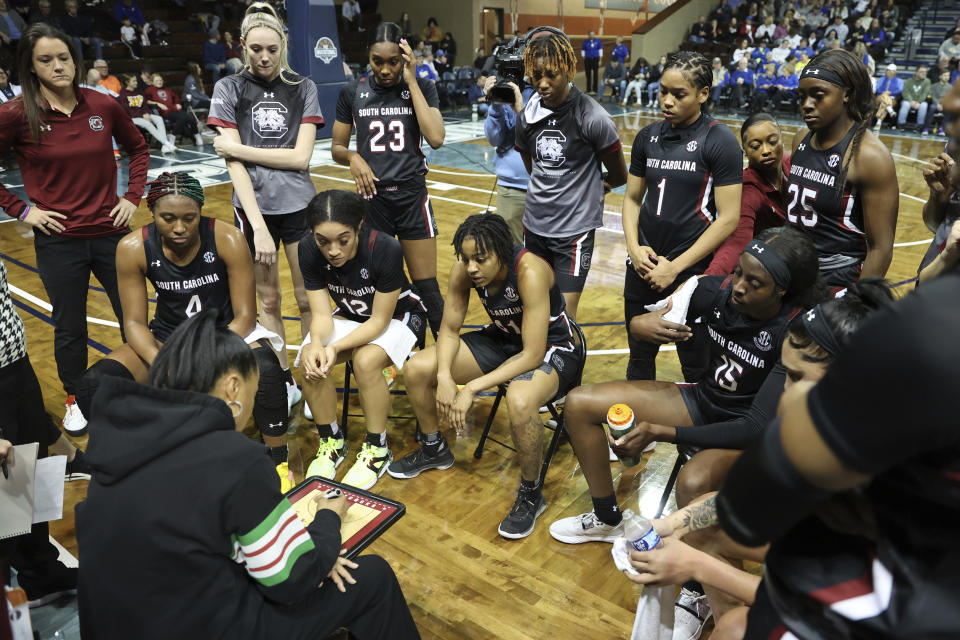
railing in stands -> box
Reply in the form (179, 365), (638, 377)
(633, 0), (694, 34)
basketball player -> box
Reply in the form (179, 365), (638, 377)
(789, 49), (898, 287)
(208, 7), (323, 412)
(297, 190), (427, 491)
(331, 21), (446, 338)
(623, 51), (743, 382)
(388, 214), (583, 540)
(514, 28), (628, 321)
(73, 173), (295, 490)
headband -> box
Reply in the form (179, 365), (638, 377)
(744, 240), (791, 289)
(801, 305), (841, 356)
(800, 65), (844, 87)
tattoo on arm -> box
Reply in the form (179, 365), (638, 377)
(680, 496), (718, 533)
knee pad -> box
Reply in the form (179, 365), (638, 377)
(412, 277), (444, 337)
(717, 417), (831, 547)
(77, 358), (134, 419)
(252, 345), (287, 437)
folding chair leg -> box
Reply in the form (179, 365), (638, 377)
(655, 450), (686, 519)
(340, 362), (352, 433)
(538, 405), (565, 486)
(473, 388), (504, 459)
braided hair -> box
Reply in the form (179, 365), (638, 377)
(146, 172), (205, 211)
(523, 30), (577, 82)
(803, 49), (874, 197)
(663, 50), (713, 111)
(452, 214), (515, 269)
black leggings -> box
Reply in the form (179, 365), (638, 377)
(164, 110), (198, 139)
(623, 265), (709, 382)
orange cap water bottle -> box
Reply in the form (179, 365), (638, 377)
(606, 404), (642, 467)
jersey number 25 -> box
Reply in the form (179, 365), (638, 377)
(786, 184), (818, 227)
(369, 120), (405, 152)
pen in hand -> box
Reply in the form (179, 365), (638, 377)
(0, 427), (9, 480)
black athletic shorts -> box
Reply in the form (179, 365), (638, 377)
(367, 176), (438, 241)
(523, 228), (596, 293)
(677, 382), (750, 426)
(821, 262), (863, 290)
(234, 207), (308, 251)
(744, 579), (789, 640)
(460, 325), (583, 398)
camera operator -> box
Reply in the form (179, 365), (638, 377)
(482, 75), (535, 244)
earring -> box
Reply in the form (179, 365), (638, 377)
(227, 400), (243, 417)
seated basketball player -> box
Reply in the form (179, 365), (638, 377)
(388, 214), (585, 540)
(74, 172), (294, 490)
(296, 190), (427, 491)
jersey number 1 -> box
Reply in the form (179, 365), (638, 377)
(369, 120), (405, 152)
(654, 177), (667, 217)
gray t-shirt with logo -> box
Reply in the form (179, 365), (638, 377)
(514, 85), (621, 237)
(208, 70), (324, 215)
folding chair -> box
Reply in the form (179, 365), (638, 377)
(653, 444), (696, 518)
(473, 320), (587, 487)
(339, 361), (416, 433)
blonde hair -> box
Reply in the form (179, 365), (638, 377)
(240, 7), (304, 85)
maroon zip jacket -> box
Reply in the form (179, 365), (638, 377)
(0, 88), (150, 238)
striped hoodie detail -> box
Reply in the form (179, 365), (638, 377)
(230, 500), (315, 587)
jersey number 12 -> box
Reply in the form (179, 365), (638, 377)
(369, 120), (405, 152)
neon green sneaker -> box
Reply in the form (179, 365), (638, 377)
(306, 436), (347, 479)
(276, 462), (295, 494)
(341, 442), (393, 490)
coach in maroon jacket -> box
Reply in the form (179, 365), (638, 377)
(0, 24), (149, 419)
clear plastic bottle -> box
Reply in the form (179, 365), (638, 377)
(606, 403), (642, 466)
(623, 512), (661, 552)
(471, 103), (479, 122)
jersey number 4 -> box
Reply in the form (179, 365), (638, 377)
(369, 120), (405, 152)
(185, 294), (202, 317)
(786, 184), (819, 227)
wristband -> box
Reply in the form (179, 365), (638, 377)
(17, 205), (30, 221)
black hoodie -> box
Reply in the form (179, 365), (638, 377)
(76, 377), (342, 639)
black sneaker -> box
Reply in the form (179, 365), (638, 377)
(498, 486), (547, 539)
(65, 449), (92, 482)
(20, 563), (77, 608)
(387, 444), (454, 479)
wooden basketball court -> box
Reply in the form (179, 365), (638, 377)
(0, 107), (943, 638)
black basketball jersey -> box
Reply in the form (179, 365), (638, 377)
(690, 275), (798, 415)
(298, 227), (427, 325)
(335, 74), (439, 183)
(785, 127), (867, 265)
(629, 114), (743, 262)
(143, 217), (233, 341)
(476, 247), (572, 346)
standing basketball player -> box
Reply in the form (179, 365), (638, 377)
(73, 173), (295, 491)
(515, 28), (627, 321)
(788, 49), (898, 287)
(623, 51), (742, 381)
(331, 22), (446, 338)
(208, 7), (323, 411)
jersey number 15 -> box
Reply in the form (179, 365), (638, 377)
(369, 120), (406, 152)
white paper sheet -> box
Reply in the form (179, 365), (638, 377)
(0, 443), (39, 540)
(32, 455), (67, 524)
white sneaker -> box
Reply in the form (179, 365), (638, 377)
(303, 400), (314, 421)
(673, 587), (712, 640)
(161, 143), (176, 154)
(166, 133), (176, 146)
(62, 395), (88, 436)
(539, 394), (566, 414)
(193, 133), (204, 146)
(549, 510), (626, 544)
(286, 381), (302, 416)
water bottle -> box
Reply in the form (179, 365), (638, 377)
(471, 103), (478, 122)
(606, 403), (642, 466)
(623, 512), (661, 552)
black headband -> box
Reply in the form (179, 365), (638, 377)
(744, 240), (791, 289)
(801, 305), (841, 356)
(800, 65), (844, 87)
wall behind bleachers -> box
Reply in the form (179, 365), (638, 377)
(631, 0), (714, 65)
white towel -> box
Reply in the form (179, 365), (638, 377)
(643, 276), (700, 325)
(631, 585), (675, 640)
(244, 323), (284, 352)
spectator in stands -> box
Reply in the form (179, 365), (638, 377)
(203, 28), (226, 83)
(341, 0), (361, 31)
(939, 32), (960, 65)
(730, 56), (754, 108)
(145, 72), (202, 146)
(882, 0), (899, 28)
(875, 62), (903, 101)
(223, 30), (243, 74)
(756, 14), (776, 43)
(829, 14), (848, 44)
(414, 53), (436, 81)
(879, 9), (896, 43)
(183, 61), (210, 110)
(611, 35), (629, 63)
(0, 64), (18, 103)
(795, 50), (811, 74)
(718, 17), (739, 43)
(398, 11), (411, 38)
(423, 51), (438, 77)
(60, 0), (102, 62)
(773, 62), (798, 107)
(467, 73), (488, 116)
(710, 56), (730, 103)
(118, 73), (175, 153)
(850, 0), (870, 19)
(473, 46), (487, 70)
(923, 69), (953, 136)
(645, 54), (666, 106)
(751, 61), (777, 111)
(0, 0), (27, 56)
(792, 37), (814, 59)
(712, 0), (732, 25)
(864, 18), (887, 62)
(819, 28), (840, 51)
(113, 0), (144, 26)
(855, 9), (873, 32)
(773, 17), (789, 42)
(741, 16), (755, 41)
(690, 15), (711, 42)
(946, 17), (960, 41)
(622, 57), (648, 106)
(28, 0), (61, 28)
(119, 15), (141, 58)
(772, 37), (791, 64)
(898, 65), (930, 132)
(750, 42), (770, 66)
(852, 40), (875, 75)
(581, 30), (603, 94)
(93, 58), (121, 93)
(420, 16), (440, 48)
(600, 56), (626, 102)
(439, 31), (456, 66)
(732, 37), (753, 66)
(135, 63), (152, 91)
(434, 50), (450, 76)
